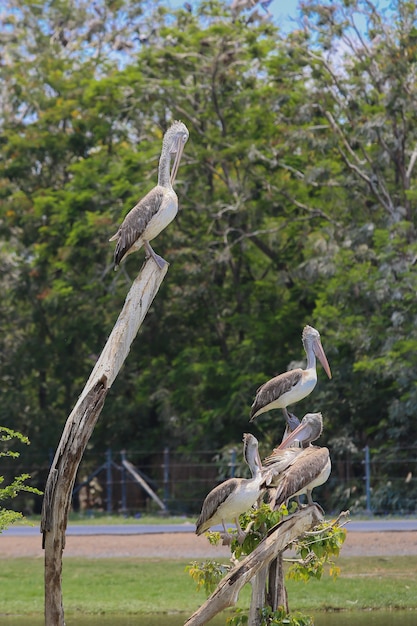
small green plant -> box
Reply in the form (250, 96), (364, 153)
(226, 607), (248, 625)
(287, 518), (347, 583)
(0, 426), (42, 532)
(259, 606), (314, 625)
(186, 559), (230, 595)
(231, 502), (297, 558)
(226, 604), (315, 625)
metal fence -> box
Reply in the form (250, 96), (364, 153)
(3, 445), (417, 517)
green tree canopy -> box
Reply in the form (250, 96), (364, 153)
(1, 0), (417, 513)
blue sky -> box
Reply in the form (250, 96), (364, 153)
(166, 0), (301, 30)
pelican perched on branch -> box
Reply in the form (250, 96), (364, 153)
(196, 433), (264, 545)
(109, 120), (189, 269)
(263, 412), (331, 510)
(250, 325), (332, 428)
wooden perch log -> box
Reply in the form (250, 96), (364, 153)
(184, 505), (324, 626)
(41, 259), (168, 626)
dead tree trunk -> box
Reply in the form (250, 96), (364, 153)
(41, 259), (168, 626)
(184, 505), (323, 626)
(248, 561), (268, 626)
(268, 553), (288, 613)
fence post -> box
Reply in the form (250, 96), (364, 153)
(363, 445), (372, 514)
(106, 448), (113, 514)
(120, 450), (127, 515)
(163, 447), (170, 508)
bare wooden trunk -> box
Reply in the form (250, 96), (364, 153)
(268, 553), (288, 614)
(41, 260), (168, 626)
(248, 562), (268, 626)
(43, 379), (108, 625)
(184, 505), (323, 626)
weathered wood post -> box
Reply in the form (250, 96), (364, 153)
(41, 259), (168, 626)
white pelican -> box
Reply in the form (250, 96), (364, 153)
(263, 413), (331, 509)
(195, 433), (264, 545)
(109, 120), (189, 269)
(249, 325), (332, 426)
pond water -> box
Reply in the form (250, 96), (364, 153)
(2, 611), (416, 626)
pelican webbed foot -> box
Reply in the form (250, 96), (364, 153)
(144, 240), (168, 269)
(311, 501), (325, 515)
(236, 529), (247, 545)
(220, 532), (233, 546)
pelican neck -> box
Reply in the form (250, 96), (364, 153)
(157, 143), (173, 188)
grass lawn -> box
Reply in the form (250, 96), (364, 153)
(0, 556), (417, 617)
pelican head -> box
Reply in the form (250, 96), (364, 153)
(277, 412), (323, 450)
(242, 432), (262, 475)
(302, 325), (332, 379)
(163, 120), (189, 184)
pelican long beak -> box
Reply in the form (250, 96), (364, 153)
(170, 137), (186, 185)
(314, 338), (332, 379)
(276, 419), (312, 450)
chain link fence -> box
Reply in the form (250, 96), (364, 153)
(2, 445), (417, 517)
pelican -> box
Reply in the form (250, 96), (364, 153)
(262, 413), (324, 485)
(263, 413), (331, 510)
(196, 433), (264, 545)
(109, 120), (189, 269)
(249, 325), (332, 427)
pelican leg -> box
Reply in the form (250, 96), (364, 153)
(287, 411), (300, 430)
(220, 521), (233, 546)
(283, 408), (300, 431)
(144, 240), (167, 269)
(307, 490), (325, 514)
(235, 517), (247, 545)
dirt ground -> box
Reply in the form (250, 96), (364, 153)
(1, 529), (417, 559)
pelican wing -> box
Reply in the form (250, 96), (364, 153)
(250, 369), (303, 420)
(195, 478), (240, 535)
(263, 446), (300, 470)
(273, 447), (330, 507)
(261, 448), (301, 487)
(110, 186), (165, 266)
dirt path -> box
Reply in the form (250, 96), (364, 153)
(1, 529), (417, 559)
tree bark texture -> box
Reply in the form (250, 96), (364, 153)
(184, 505), (323, 626)
(268, 553), (288, 613)
(41, 259), (168, 626)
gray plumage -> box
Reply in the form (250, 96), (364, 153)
(250, 369), (303, 421)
